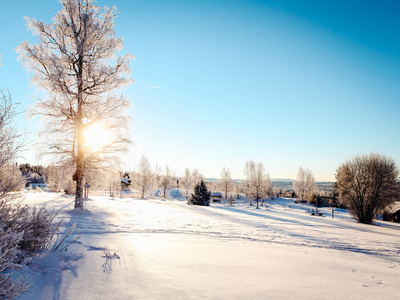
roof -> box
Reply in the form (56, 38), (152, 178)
(384, 201), (400, 214)
(212, 192), (222, 196)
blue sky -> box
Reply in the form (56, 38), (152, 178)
(0, 0), (399, 181)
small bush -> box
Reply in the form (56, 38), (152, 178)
(1, 202), (59, 298)
(0, 225), (28, 299)
(16, 206), (59, 254)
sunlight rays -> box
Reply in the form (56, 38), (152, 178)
(83, 123), (112, 153)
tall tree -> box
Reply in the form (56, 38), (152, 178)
(293, 167), (307, 201)
(182, 168), (192, 197)
(305, 169), (318, 201)
(17, 0), (133, 208)
(134, 156), (153, 199)
(192, 168), (204, 187)
(158, 166), (173, 198)
(244, 160), (271, 208)
(336, 153), (399, 224)
(220, 167), (234, 199)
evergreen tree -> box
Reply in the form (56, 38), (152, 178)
(188, 180), (210, 206)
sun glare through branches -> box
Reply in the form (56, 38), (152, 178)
(83, 123), (112, 153)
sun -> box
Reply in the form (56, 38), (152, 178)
(83, 123), (111, 152)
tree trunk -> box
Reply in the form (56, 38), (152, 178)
(74, 170), (84, 208)
(74, 115), (85, 207)
(74, 55), (84, 208)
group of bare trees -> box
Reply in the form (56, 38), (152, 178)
(10, 0), (400, 225)
(129, 156), (176, 199)
(180, 168), (204, 197)
(243, 160), (272, 208)
(293, 167), (318, 202)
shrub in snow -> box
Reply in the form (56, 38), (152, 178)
(13, 206), (59, 255)
(0, 222), (28, 299)
(0, 200), (29, 299)
(1, 201), (59, 298)
(187, 180), (210, 206)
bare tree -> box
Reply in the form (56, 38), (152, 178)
(220, 167), (234, 199)
(336, 153), (400, 224)
(305, 169), (318, 201)
(0, 90), (25, 203)
(45, 165), (66, 192)
(181, 168), (192, 197)
(192, 168), (204, 187)
(244, 160), (271, 208)
(293, 167), (307, 202)
(134, 156), (153, 199)
(17, 0), (133, 208)
(158, 166), (173, 198)
(294, 167), (318, 202)
(105, 170), (121, 198)
(0, 90), (28, 298)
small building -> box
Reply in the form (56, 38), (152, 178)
(121, 178), (131, 190)
(211, 192), (222, 203)
(383, 202), (400, 223)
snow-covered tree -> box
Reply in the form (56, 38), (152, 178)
(0, 90), (25, 198)
(187, 180), (210, 206)
(17, 0), (133, 208)
(182, 168), (192, 197)
(158, 166), (173, 198)
(305, 169), (318, 201)
(244, 160), (271, 208)
(134, 156), (153, 199)
(293, 167), (307, 202)
(106, 170), (121, 198)
(220, 167), (234, 199)
(0, 226), (26, 300)
(294, 167), (318, 202)
(0, 89), (28, 299)
(192, 168), (204, 187)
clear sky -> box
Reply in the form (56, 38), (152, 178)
(0, 0), (399, 181)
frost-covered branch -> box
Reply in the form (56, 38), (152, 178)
(17, 0), (134, 208)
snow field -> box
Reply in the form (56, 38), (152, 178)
(17, 191), (400, 299)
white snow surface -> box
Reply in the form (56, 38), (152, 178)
(16, 191), (400, 300)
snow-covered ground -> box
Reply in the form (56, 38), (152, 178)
(16, 190), (400, 299)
